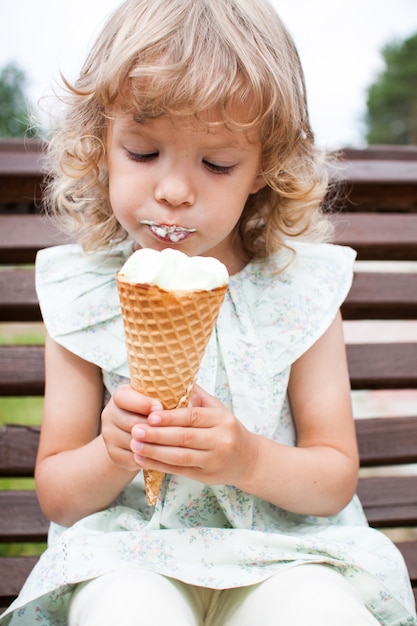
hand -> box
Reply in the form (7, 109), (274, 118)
(101, 385), (163, 472)
(130, 385), (260, 487)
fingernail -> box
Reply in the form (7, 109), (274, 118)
(150, 402), (163, 412)
(148, 413), (161, 425)
(132, 427), (145, 440)
(131, 440), (144, 453)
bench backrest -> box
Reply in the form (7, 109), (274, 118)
(0, 139), (417, 610)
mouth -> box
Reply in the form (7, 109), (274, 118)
(140, 220), (197, 243)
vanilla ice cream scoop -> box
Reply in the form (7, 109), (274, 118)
(118, 248), (229, 290)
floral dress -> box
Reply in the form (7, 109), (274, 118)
(1, 240), (415, 626)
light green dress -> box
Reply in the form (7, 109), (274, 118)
(1, 240), (415, 626)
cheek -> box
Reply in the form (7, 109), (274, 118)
(108, 167), (138, 215)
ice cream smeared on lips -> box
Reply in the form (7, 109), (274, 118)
(140, 220), (196, 243)
(116, 248), (229, 505)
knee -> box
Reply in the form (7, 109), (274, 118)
(68, 569), (201, 626)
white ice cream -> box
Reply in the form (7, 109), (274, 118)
(118, 248), (229, 290)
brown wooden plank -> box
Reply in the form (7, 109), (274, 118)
(0, 343), (415, 397)
(330, 159), (417, 185)
(0, 345), (45, 395)
(358, 476), (417, 527)
(0, 556), (40, 606)
(0, 425), (40, 476)
(347, 343), (417, 389)
(342, 272), (417, 320)
(0, 139), (44, 205)
(0, 269), (41, 322)
(0, 139), (44, 174)
(0, 215), (68, 264)
(2, 418), (416, 477)
(2, 418), (417, 476)
(0, 175), (42, 207)
(396, 542), (417, 586)
(332, 213), (417, 260)
(356, 417), (417, 467)
(0, 491), (48, 542)
(0, 213), (415, 266)
(340, 146), (417, 161)
(2, 268), (416, 324)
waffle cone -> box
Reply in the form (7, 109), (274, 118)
(117, 275), (227, 505)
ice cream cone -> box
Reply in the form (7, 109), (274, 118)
(116, 276), (227, 505)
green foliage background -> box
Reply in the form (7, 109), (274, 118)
(366, 33), (417, 144)
(0, 62), (37, 138)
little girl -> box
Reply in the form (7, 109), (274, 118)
(1, 0), (416, 624)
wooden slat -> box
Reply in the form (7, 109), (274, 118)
(4, 418), (417, 477)
(341, 146), (417, 161)
(1, 343), (416, 397)
(356, 417), (417, 466)
(358, 475), (417, 527)
(3, 418), (417, 477)
(396, 542), (417, 587)
(332, 213), (417, 260)
(0, 139), (44, 206)
(0, 426), (40, 476)
(0, 213), (416, 266)
(347, 343), (417, 389)
(1, 268), (417, 324)
(0, 346), (44, 395)
(0, 215), (68, 264)
(342, 272), (417, 320)
(0, 269), (41, 322)
(0, 491), (48, 542)
(0, 139), (44, 175)
(0, 214), (416, 265)
(330, 159), (417, 185)
(0, 556), (40, 607)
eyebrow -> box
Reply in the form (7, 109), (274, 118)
(125, 114), (255, 151)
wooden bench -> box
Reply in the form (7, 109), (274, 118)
(1, 139), (417, 611)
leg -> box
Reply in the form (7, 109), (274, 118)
(207, 564), (380, 626)
(68, 569), (204, 626)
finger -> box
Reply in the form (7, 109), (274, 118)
(113, 384), (163, 415)
(147, 405), (222, 428)
(190, 385), (224, 409)
(133, 440), (206, 472)
(131, 423), (214, 452)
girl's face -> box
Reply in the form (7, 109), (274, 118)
(106, 108), (265, 274)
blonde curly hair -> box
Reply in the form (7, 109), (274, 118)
(44, 0), (333, 256)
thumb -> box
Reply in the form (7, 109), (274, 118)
(190, 384), (223, 408)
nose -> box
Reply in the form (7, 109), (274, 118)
(154, 165), (195, 208)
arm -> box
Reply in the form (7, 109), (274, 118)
(130, 312), (359, 516)
(35, 333), (159, 526)
(241, 310), (359, 515)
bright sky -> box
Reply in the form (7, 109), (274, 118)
(1, 0), (417, 148)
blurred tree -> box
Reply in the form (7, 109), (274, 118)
(0, 62), (37, 138)
(365, 32), (417, 145)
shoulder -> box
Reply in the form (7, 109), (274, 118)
(228, 242), (356, 369)
(36, 241), (134, 282)
(235, 242), (356, 305)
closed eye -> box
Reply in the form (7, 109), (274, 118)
(203, 160), (235, 175)
(126, 150), (158, 163)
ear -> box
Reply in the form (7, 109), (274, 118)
(249, 173), (267, 194)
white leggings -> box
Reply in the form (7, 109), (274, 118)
(68, 564), (380, 626)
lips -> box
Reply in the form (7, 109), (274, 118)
(140, 220), (197, 243)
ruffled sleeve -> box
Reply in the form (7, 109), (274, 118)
(35, 241), (134, 377)
(238, 241), (356, 372)
(195, 241), (356, 435)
